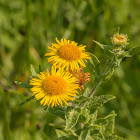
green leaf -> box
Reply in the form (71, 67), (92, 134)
(48, 106), (65, 120)
(90, 132), (105, 140)
(55, 129), (68, 138)
(104, 67), (114, 80)
(14, 81), (32, 89)
(30, 64), (36, 76)
(89, 53), (102, 77)
(57, 135), (78, 140)
(93, 40), (104, 50)
(81, 109), (97, 125)
(89, 53), (100, 66)
(92, 40), (114, 57)
(104, 111), (116, 136)
(124, 47), (140, 57)
(78, 129), (90, 140)
(86, 95), (116, 113)
(20, 96), (34, 106)
(93, 112), (117, 137)
(83, 87), (90, 96)
(65, 107), (81, 130)
(106, 135), (125, 140)
(89, 125), (101, 130)
(94, 118), (108, 125)
(74, 96), (91, 105)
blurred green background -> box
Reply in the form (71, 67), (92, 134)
(0, 0), (140, 140)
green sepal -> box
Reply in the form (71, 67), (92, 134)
(48, 106), (65, 120)
(86, 95), (116, 114)
(65, 107), (81, 130)
(14, 81), (32, 89)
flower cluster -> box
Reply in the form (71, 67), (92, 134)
(30, 38), (91, 107)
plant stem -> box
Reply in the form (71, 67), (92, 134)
(81, 56), (115, 108)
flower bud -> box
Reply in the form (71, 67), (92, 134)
(111, 33), (128, 48)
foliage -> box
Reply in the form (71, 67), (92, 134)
(0, 0), (140, 140)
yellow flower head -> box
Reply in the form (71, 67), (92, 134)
(30, 67), (79, 108)
(111, 33), (128, 47)
(45, 38), (90, 71)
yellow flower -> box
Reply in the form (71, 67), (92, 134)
(30, 67), (79, 108)
(45, 38), (90, 71)
(111, 33), (128, 47)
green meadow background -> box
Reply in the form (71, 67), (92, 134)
(0, 0), (140, 139)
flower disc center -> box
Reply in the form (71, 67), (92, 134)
(42, 76), (67, 95)
(57, 44), (81, 61)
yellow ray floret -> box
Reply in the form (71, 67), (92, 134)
(45, 38), (90, 71)
(30, 67), (79, 108)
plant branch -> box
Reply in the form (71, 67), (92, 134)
(81, 56), (115, 108)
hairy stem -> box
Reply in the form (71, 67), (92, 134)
(81, 56), (115, 108)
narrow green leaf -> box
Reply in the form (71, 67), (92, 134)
(104, 67), (114, 80)
(89, 53), (102, 77)
(20, 96), (34, 106)
(65, 107), (81, 130)
(30, 64), (36, 76)
(93, 40), (114, 57)
(93, 40), (104, 50)
(48, 106), (65, 120)
(86, 95), (116, 114)
(14, 81), (32, 89)
(57, 135), (78, 140)
(124, 47), (140, 57)
(89, 53), (100, 66)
